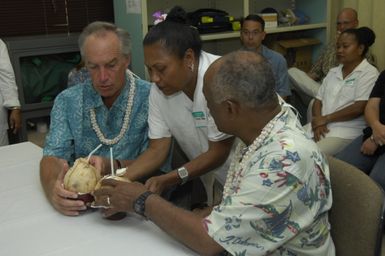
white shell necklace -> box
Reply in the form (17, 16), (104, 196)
(90, 70), (136, 146)
(222, 111), (282, 198)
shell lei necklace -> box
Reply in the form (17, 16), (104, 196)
(222, 112), (281, 198)
(90, 70), (136, 146)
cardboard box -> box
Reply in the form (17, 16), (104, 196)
(270, 38), (320, 72)
(258, 13), (278, 28)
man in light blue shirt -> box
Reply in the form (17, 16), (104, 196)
(40, 21), (151, 216)
(44, 69), (149, 163)
(240, 14), (291, 101)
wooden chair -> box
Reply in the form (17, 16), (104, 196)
(327, 156), (385, 256)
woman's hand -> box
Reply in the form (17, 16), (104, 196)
(313, 124), (329, 142)
(89, 155), (110, 176)
(372, 122), (385, 146)
(145, 174), (172, 195)
(311, 115), (328, 129)
(361, 137), (378, 155)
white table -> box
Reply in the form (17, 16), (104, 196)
(0, 142), (197, 256)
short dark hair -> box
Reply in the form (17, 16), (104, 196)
(143, 6), (202, 59)
(241, 14), (265, 31)
(211, 50), (277, 109)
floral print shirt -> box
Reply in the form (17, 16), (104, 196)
(205, 104), (335, 256)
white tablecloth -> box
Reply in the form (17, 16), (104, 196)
(0, 142), (197, 256)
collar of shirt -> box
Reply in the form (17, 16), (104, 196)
(332, 58), (370, 80)
(260, 45), (273, 60)
(192, 52), (217, 119)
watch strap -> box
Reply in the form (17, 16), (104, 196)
(133, 191), (154, 217)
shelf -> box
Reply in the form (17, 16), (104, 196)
(200, 22), (327, 41)
(201, 31), (240, 41)
(114, 0), (331, 78)
(265, 22), (327, 34)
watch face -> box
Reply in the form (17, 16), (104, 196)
(178, 167), (188, 178)
(177, 167), (189, 184)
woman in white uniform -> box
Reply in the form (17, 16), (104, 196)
(94, 6), (233, 206)
(305, 27), (378, 155)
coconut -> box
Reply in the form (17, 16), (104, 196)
(64, 158), (101, 194)
(94, 174), (131, 191)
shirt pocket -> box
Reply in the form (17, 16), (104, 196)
(338, 79), (357, 105)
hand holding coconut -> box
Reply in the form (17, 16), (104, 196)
(40, 156), (88, 216)
(63, 157), (101, 206)
(93, 179), (149, 219)
(63, 146), (132, 220)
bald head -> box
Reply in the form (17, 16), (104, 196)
(204, 50), (277, 110)
(337, 8), (358, 33)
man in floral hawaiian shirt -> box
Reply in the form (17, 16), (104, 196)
(93, 50), (335, 256)
(203, 51), (335, 255)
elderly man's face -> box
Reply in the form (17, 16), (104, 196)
(84, 31), (129, 105)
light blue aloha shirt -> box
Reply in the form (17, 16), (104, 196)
(43, 74), (150, 164)
(67, 67), (90, 87)
(205, 104), (335, 256)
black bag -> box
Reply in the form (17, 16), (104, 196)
(188, 8), (233, 34)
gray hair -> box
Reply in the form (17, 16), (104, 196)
(78, 21), (131, 60)
(211, 50), (277, 109)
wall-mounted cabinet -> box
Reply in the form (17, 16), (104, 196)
(114, 0), (331, 78)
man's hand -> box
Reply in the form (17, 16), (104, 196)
(48, 161), (87, 216)
(93, 180), (148, 218)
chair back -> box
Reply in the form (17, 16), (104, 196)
(327, 156), (385, 256)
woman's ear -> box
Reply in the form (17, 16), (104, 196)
(358, 44), (365, 57)
(184, 48), (195, 71)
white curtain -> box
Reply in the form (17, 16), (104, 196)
(331, 0), (385, 71)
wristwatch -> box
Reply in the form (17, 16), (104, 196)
(133, 191), (154, 217)
(177, 166), (189, 185)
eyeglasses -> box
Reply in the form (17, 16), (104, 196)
(336, 20), (356, 26)
(241, 30), (262, 37)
